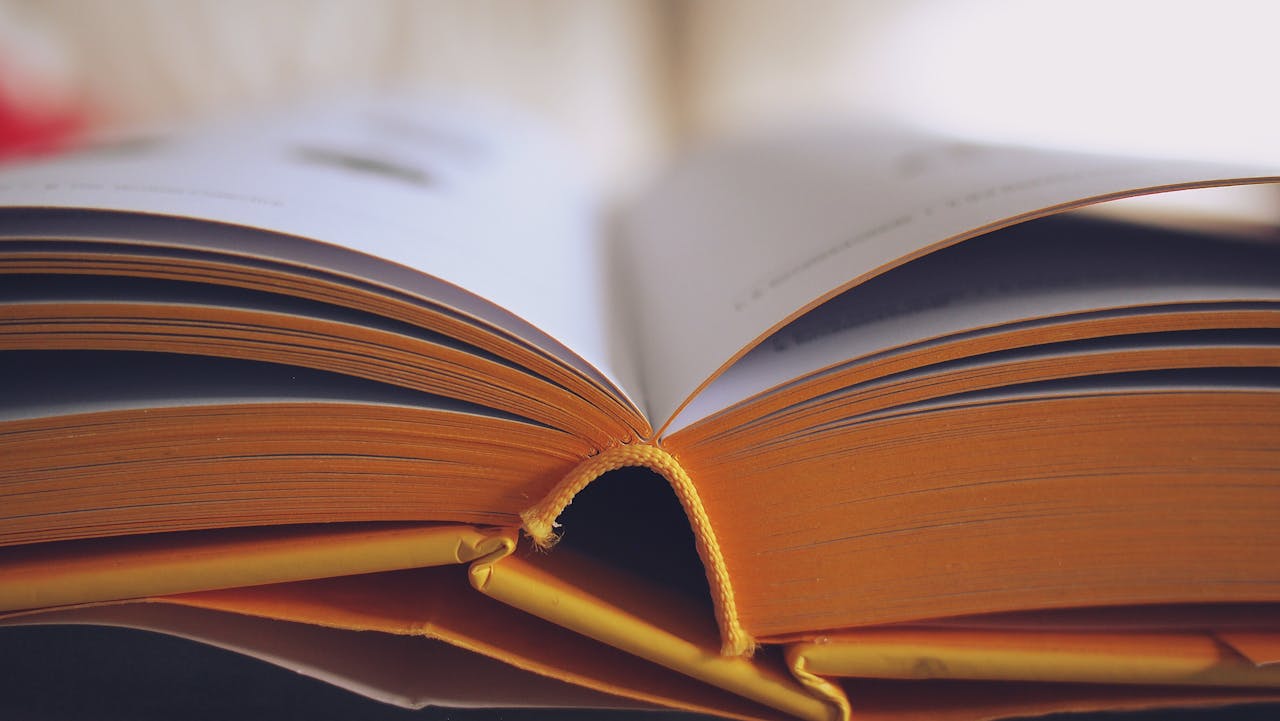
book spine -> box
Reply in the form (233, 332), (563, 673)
(520, 442), (754, 657)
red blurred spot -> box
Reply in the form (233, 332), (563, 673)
(0, 92), (86, 163)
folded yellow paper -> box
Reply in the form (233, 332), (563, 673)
(469, 540), (844, 721)
(0, 523), (499, 611)
(788, 627), (1280, 688)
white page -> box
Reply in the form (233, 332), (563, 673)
(667, 214), (1280, 432)
(624, 123), (1279, 429)
(0, 97), (640, 410)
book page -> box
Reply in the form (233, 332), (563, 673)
(0, 350), (513, 423)
(0, 97), (642, 410)
(667, 214), (1280, 432)
(624, 123), (1279, 428)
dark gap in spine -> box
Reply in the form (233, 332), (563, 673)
(551, 465), (715, 616)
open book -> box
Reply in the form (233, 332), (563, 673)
(1, 98), (1279, 721)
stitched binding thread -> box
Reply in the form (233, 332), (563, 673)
(520, 443), (757, 657)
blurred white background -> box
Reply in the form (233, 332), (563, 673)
(1, 0), (1277, 194)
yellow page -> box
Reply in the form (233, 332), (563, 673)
(0, 603), (642, 711)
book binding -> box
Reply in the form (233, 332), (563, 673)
(521, 442), (754, 657)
